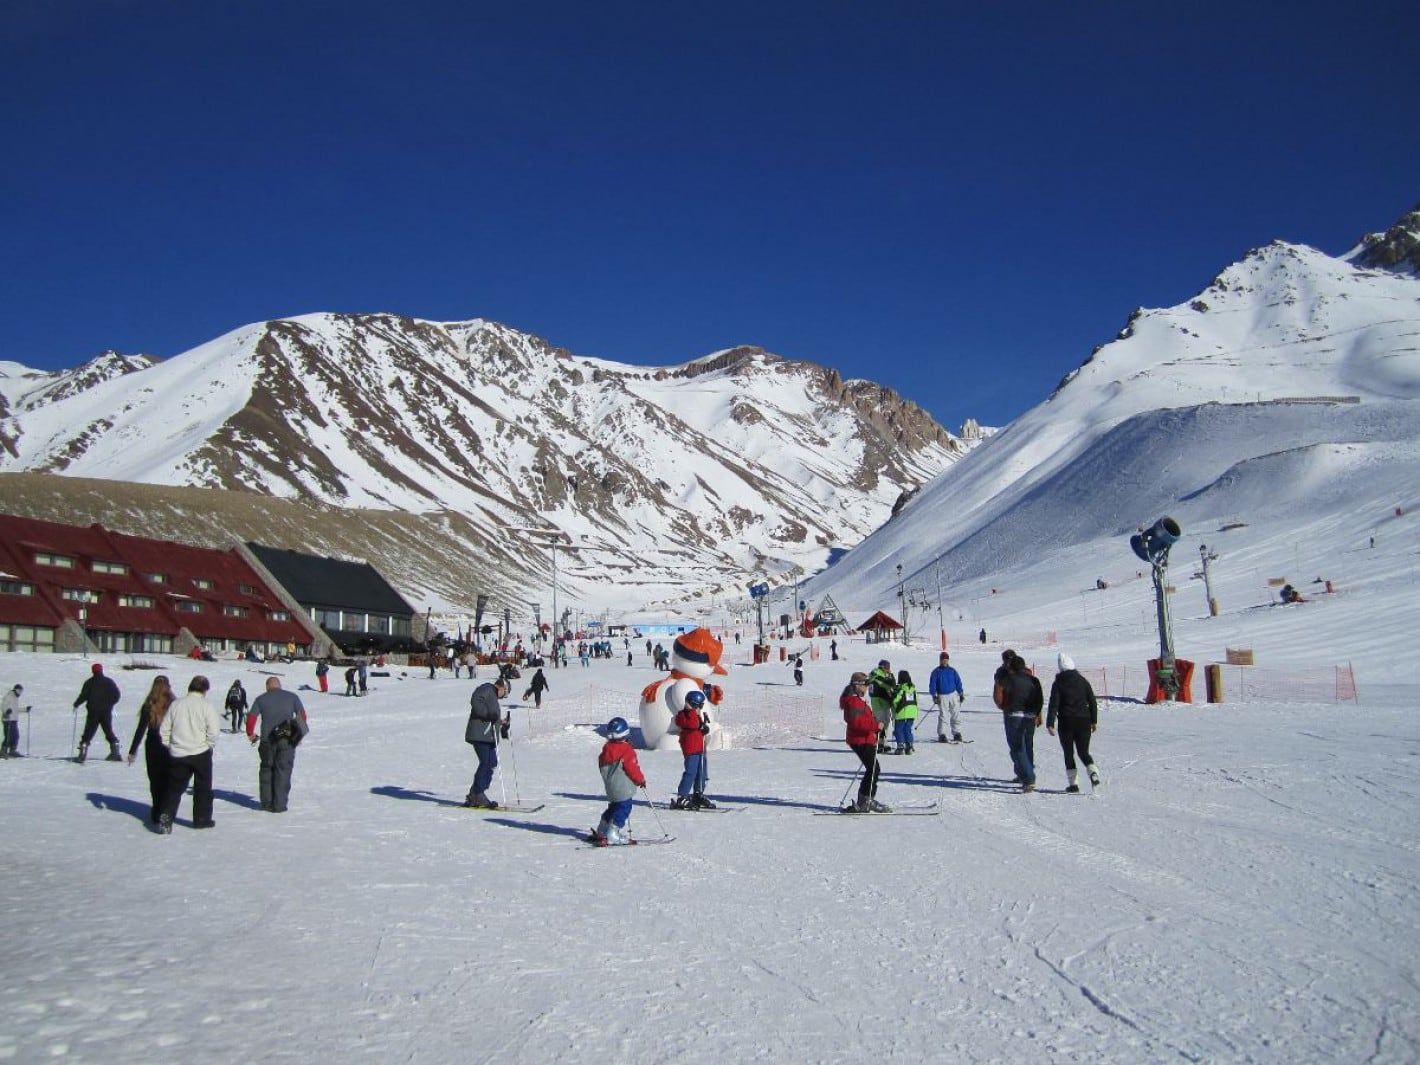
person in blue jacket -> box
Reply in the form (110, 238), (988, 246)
(927, 652), (966, 743)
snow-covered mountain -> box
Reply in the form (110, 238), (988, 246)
(804, 203), (1420, 668)
(0, 317), (962, 611)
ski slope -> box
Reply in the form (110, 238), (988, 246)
(2, 622), (1415, 1064)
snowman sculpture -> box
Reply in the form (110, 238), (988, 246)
(638, 627), (727, 750)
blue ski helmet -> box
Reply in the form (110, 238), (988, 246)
(605, 716), (630, 740)
(684, 690), (706, 709)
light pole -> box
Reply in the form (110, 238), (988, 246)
(933, 558), (946, 651)
(896, 564), (907, 646)
(509, 527), (566, 646)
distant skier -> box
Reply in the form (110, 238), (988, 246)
(791, 655), (804, 687)
(1046, 654), (1101, 793)
(1, 683), (24, 758)
(524, 667), (549, 708)
(73, 663), (122, 763)
(590, 716), (647, 845)
(224, 680), (248, 733)
(315, 658), (330, 694)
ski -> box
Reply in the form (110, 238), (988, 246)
(813, 802), (939, 817)
(582, 835), (675, 847)
(664, 804), (741, 813)
(460, 802), (546, 813)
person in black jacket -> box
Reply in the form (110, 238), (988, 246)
(1046, 653), (1101, 792)
(463, 678), (509, 808)
(224, 680), (248, 733)
(73, 663), (122, 763)
(994, 653), (1042, 792)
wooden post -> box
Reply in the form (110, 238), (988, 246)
(1205, 663), (1223, 704)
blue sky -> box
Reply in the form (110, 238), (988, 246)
(3, 1), (1416, 430)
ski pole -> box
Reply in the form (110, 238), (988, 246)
(25, 707), (32, 758)
(71, 708), (78, 753)
(640, 785), (670, 840)
(838, 760), (864, 809)
(504, 716), (522, 806)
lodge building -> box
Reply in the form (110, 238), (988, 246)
(0, 515), (319, 656)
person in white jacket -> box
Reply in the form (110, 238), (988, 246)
(156, 675), (222, 834)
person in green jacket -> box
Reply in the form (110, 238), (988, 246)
(867, 660), (897, 753)
(891, 670), (919, 754)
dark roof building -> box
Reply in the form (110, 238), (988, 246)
(0, 515), (315, 655)
(244, 544), (417, 653)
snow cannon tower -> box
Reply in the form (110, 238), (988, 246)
(638, 628), (727, 749)
(1130, 516), (1194, 702)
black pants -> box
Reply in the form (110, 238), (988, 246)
(1056, 718), (1095, 773)
(259, 738), (297, 811)
(80, 708), (118, 746)
(851, 744), (880, 800)
(162, 748), (214, 824)
(143, 736), (171, 822)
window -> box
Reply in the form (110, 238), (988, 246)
(35, 552), (75, 569)
(192, 578), (214, 590)
(1, 624), (55, 652)
(313, 607), (342, 630)
(175, 600), (202, 614)
(223, 605), (249, 618)
(61, 588), (101, 603)
(117, 594), (155, 608)
(145, 573), (167, 584)
(92, 560), (129, 575)
(0, 580), (34, 596)
(94, 631), (172, 654)
(239, 583), (258, 595)
(269, 609), (291, 622)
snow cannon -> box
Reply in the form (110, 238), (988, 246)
(637, 627), (727, 750)
(1130, 516), (1182, 564)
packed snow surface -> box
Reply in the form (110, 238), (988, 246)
(2, 618), (1416, 1063)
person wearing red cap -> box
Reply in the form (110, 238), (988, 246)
(72, 663), (122, 763)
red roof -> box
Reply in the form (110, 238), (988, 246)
(0, 514), (311, 646)
(856, 610), (903, 631)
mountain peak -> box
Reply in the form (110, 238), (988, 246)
(1348, 202), (1420, 272)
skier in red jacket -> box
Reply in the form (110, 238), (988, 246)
(590, 717), (647, 845)
(671, 690), (716, 810)
(841, 672), (889, 812)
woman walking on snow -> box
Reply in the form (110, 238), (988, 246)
(127, 674), (175, 824)
(1046, 653), (1101, 792)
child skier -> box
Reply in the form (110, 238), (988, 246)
(591, 717), (647, 846)
(671, 690), (715, 810)
(891, 669), (919, 754)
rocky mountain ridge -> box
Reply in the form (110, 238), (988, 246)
(0, 316), (964, 616)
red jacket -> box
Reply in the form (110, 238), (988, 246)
(674, 707), (706, 756)
(598, 739), (647, 788)
(840, 690), (880, 747)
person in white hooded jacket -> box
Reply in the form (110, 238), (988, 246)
(156, 675), (222, 833)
